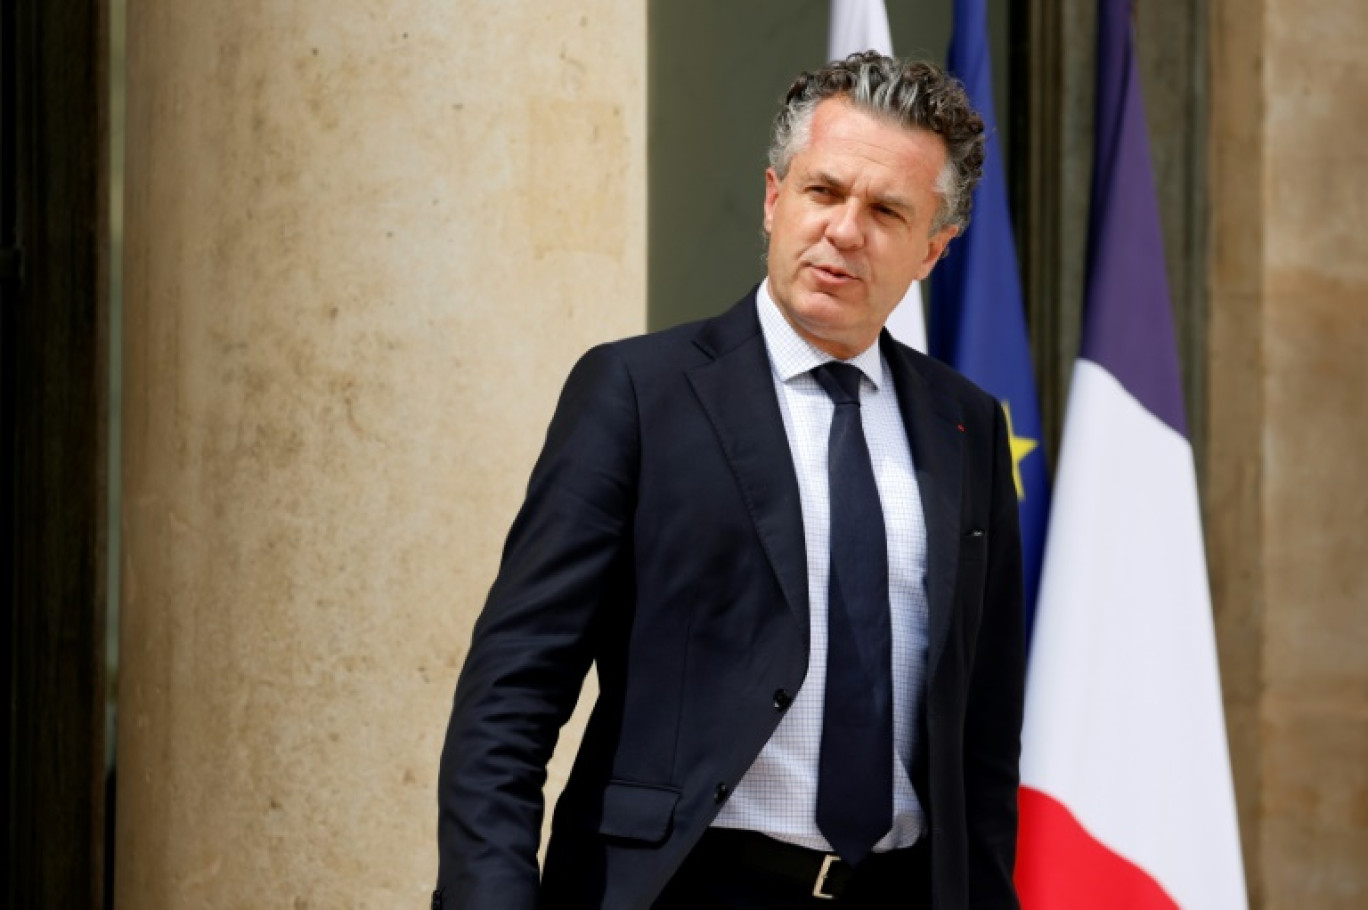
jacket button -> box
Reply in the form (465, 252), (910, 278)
(773, 688), (792, 709)
(713, 782), (731, 803)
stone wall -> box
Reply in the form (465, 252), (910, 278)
(115, 2), (644, 906)
(1209, 0), (1368, 906)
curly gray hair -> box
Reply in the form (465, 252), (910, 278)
(769, 51), (986, 234)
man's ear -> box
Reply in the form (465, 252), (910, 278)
(916, 225), (960, 280)
(763, 168), (782, 235)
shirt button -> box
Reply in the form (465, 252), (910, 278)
(713, 782), (731, 803)
(773, 688), (792, 709)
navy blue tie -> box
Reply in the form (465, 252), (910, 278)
(812, 362), (893, 867)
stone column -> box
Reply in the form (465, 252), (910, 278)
(115, 2), (644, 905)
(1209, 0), (1368, 906)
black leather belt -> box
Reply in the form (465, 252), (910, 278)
(696, 828), (925, 901)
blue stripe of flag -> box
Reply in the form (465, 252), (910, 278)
(1081, 0), (1188, 437)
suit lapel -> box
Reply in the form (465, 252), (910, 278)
(883, 334), (963, 683)
(687, 296), (809, 641)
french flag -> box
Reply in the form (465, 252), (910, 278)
(1015, 2), (1248, 908)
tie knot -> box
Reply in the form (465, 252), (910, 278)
(813, 362), (864, 406)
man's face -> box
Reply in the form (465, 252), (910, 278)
(764, 98), (958, 359)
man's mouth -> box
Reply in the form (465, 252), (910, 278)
(807, 262), (859, 282)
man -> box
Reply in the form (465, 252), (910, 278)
(435, 53), (1024, 909)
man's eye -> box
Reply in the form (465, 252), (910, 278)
(808, 186), (835, 198)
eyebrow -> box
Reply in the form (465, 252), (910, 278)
(808, 170), (916, 218)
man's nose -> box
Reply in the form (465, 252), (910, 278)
(824, 201), (865, 249)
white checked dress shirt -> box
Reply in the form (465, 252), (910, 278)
(712, 281), (931, 853)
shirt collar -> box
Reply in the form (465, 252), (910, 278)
(756, 279), (884, 389)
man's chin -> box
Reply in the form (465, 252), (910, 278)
(785, 304), (879, 358)
(792, 290), (865, 327)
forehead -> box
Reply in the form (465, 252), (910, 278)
(794, 98), (947, 197)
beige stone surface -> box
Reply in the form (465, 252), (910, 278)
(1263, 3), (1368, 907)
(1261, 698), (1368, 908)
(115, 2), (644, 907)
(1263, 292), (1368, 701)
(1259, 287), (1368, 909)
(1265, 0), (1368, 288)
(1209, 0), (1368, 906)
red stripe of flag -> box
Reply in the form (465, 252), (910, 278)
(1017, 787), (1179, 910)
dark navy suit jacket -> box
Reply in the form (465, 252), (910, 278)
(435, 292), (1024, 909)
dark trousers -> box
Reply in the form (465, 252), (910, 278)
(653, 829), (931, 909)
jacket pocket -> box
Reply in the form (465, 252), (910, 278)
(596, 780), (681, 844)
(957, 529), (989, 626)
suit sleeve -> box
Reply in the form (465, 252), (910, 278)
(435, 344), (639, 910)
(965, 401), (1026, 909)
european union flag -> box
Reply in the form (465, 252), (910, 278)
(929, 0), (1050, 643)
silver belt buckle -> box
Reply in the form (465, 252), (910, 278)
(812, 854), (841, 900)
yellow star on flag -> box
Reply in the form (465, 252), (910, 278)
(1001, 401), (1039, 501)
